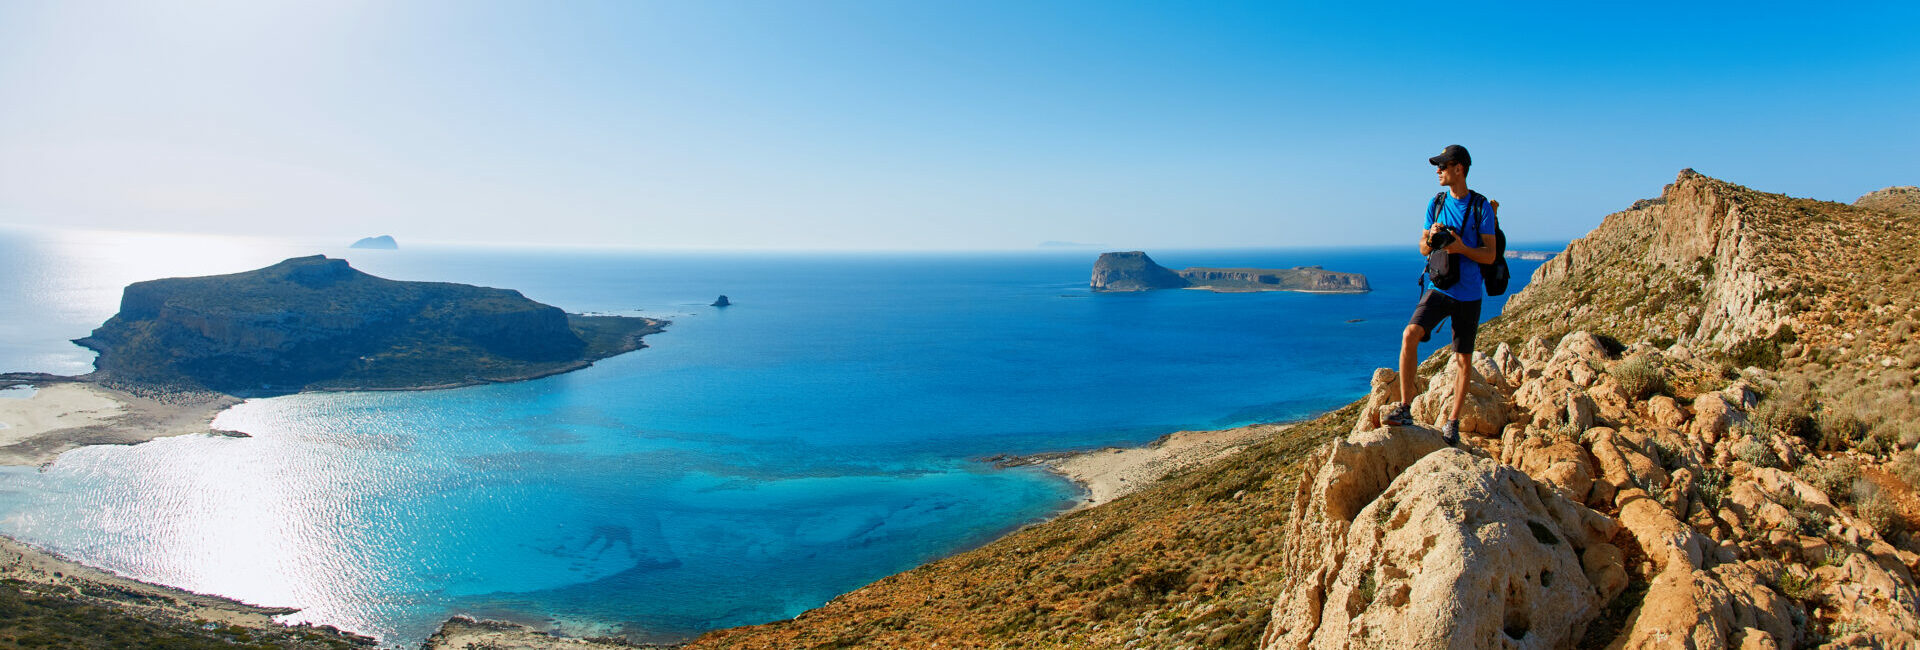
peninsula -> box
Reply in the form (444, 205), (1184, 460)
(2, 255), (663, 466)
(1090, 251), (1370, 293)
(74, 255), (662, 394)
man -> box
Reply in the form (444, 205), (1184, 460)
(1383, 144), (1497, 445)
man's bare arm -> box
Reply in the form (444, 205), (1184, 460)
(1447, 233), (1497, 265)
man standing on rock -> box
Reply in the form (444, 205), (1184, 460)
(1384, 144), (1498, 445)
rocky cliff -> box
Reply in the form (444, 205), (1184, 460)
(75, 255), (663, 393)
(1090, 252), (1370, 293)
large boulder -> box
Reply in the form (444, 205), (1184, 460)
(1411, 360), (1510, 436)
(1263, 430), (1609, 650)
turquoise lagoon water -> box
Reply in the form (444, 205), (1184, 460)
(0, 227), (1550, 645)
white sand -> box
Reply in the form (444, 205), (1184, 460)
(1044, 423), (1288, 510)
(0, 382), (238, 467)
(0, 383), (126, 446)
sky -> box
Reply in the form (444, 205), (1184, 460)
(0, 1), (1915, 251)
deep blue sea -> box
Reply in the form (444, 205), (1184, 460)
(0, 226), (1553, 646)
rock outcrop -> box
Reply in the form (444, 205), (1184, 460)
(1090, 252), (1370, 293)
(1264, 426), (1609, 649)
(75, 256), (663, 393)
(1266, 329), (1920, 649)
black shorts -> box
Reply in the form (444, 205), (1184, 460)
(1409, 290), (1483, 354)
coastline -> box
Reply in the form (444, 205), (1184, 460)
(988, 422), (1292, 512)
(2, 364), (1304, 647)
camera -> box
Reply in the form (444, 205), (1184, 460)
(1426, 228), (1456, 250)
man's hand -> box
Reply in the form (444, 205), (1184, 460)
(1419, 224), (1441, 254)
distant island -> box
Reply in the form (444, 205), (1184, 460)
(1090, 251), (1370, 293)
(73, 255), (663, 394)
(350, 235), (398, 249)
(1505, 249), (1558, 261)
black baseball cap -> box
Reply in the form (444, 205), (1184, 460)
(1428, 144), (1470, 168)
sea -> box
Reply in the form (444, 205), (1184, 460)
(0, 226), (1555, 646)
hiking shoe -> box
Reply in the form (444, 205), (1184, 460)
(1384, 402), (1413, 427)
(1440, 420), (1460, 446)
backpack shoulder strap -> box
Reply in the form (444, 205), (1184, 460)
(1467, 191), (1492, 234)
(1426, 192), (1446, 226)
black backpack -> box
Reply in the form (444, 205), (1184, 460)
(1423, 191), (1510, 296)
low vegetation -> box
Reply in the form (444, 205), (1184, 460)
(0, 580), (362, 649)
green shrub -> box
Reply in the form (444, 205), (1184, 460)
(1892, 451), (1920, 487)
(1751, 379), (1817, 443)
(1777, 489), (1831, 537)
(1796, 458), (1861, 503)
(1614, 355), (1669, 401)
(1726, 324), (1798, 371)
(1696, 467), (1732, 510)
(1816, 409), (1871, 452)
(1734, 428), (1783, 469)
(1774, 571), (1822, 602)
(1853, 483), (1903, 536)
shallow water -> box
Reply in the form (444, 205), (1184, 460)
(0, 228), (1552, 645)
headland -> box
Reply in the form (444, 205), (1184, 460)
(1089, 251), (1371, 293)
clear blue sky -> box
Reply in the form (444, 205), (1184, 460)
(1, 1), (1914, 250)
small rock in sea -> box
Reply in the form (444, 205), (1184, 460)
(1347, 318), (1365, 323)
(712, 295), (731, 307)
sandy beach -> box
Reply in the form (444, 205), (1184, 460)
(1036, 422), (1289, 510)
(0, 381), (239, 467)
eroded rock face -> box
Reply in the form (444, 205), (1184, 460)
(1263, 426), (1608, 650)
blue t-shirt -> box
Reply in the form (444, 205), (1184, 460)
(1426, 192), (1497, 302)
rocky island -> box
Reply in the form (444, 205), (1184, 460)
(1090, 251), (1370, 293)
(349, 235), (398, 249)
(72, 255), (662, 394)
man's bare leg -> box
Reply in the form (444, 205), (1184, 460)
(1449, 351), (1472, 424)
(1399, 325), (1426, 405)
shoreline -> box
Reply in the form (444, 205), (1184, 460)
(986, 421), (1293, 512)
(1179, 286), (1369, 294)
(0, 532), (376, 646)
